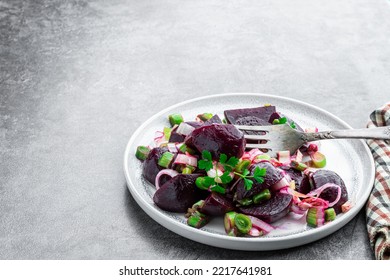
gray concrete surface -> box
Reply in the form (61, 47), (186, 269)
(1, 0), (390, 259)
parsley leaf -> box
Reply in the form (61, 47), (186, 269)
(202, 150), (212, 161)
(220, 171), (233, 184)
(234, 166), (267, 191)
(203, 176), (215, 187)
(198, 150), (213, 171)
(242, 169), (250, 177)
(219, 154), (227, 164)
(218, 153), (239, 172)
(253, 166), (266, 177)
(225, 157), (239, 171)
(243, 178), (253, 190)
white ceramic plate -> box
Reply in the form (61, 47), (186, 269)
(124, 93), (374, 250)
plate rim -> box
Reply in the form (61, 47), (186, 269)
(123, 93), (375, 250)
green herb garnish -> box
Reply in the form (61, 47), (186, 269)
(235, 166), (267, 191)
(196, 151), (267, 192)
(219, 153), (239, 172)
(198, 150), (213, 171)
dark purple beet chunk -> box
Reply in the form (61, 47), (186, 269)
(311, 170), (348, 214)
(297, 175), (312, 194)
(235, 162), (284, 201)
(142, 147), (168, 185)
(278, 166), (304, 186)
(169, 131), (185, 143)
(224, 106), (276, 126)
(239, 192), (293, 223)
(153, 174), (201, 212)
(200, 192), (235, 216)
(184, 124), (245, 159)
(204, 114), (222, 125)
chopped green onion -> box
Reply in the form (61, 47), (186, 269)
(163, 127), (172, 140)
(224, 211), (237, 234)
(222, 118), (227, 124)
(235, 160), (251, 173)
(306, 207), (325, 228)
(178, 143), (196, 155)
(182, 167), (193, 174)
(195, 177), (211, 190)
(310, 151), (327, 168)
(157, 151), (174, 168)
(135, 146), (151, 161)
(291, 160), (308, 171)
(197, 113), (213, 121)
(238, 198), (253, 206)
(290, 122), (297, 129)
(255, 154), (271, 161)
(234, 214), (252, 234)
(185, 200), (205, 218)
(325, 208), (336, 222)
(279, 117), (287, 124)
(168, 114), (184, 126)
(187, 211), (209, 228)
(253, 189), (271, 204)
(178, 143), (187, 153)
(272, 119), (280, 125)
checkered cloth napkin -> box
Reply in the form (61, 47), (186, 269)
(366, 103), (390, 260)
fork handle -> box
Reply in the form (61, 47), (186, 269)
(301, 126), (390, 142)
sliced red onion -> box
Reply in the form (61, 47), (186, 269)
(248, 216), (275, 234)
(247, 227), (263, 237)
(154, 131), (166, 146)
(241, 148), (263, 162)
(174, 154), (197, 167)
(167, 143), (178, 153)
(271, 177), (290, 191)
(302, 197), (329, 208)
(290, 203), (307, 215)
(277, 150), (291, 165)
(176, 122), (195, 136)
(269, 158), (283, 167)
(307, 183), (341, 207)
(155, 169), (179, 190)
(295, 150), (303, 163)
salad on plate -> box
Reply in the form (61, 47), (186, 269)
(134, 105), (352, 237)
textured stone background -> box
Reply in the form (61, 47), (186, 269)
(1, 0), (390, 259)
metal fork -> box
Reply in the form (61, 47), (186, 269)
(235, 124), (390, 157)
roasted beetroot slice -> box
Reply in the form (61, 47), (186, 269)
(224, 106), (276, 126)
(297, 175), (312, 194)
(169, 129), (185, 143)
(235, 162), (284, 201)
(184, 124), (245, 159)
(224, 106), (276, 137)
(142, 147), (169, 185)
(153, 174), (201, 212)
(311, 170), (348, 214)
(200, 192), (235, 216)
(239, 192), (293, 223)
(204, 114), (222, 125)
